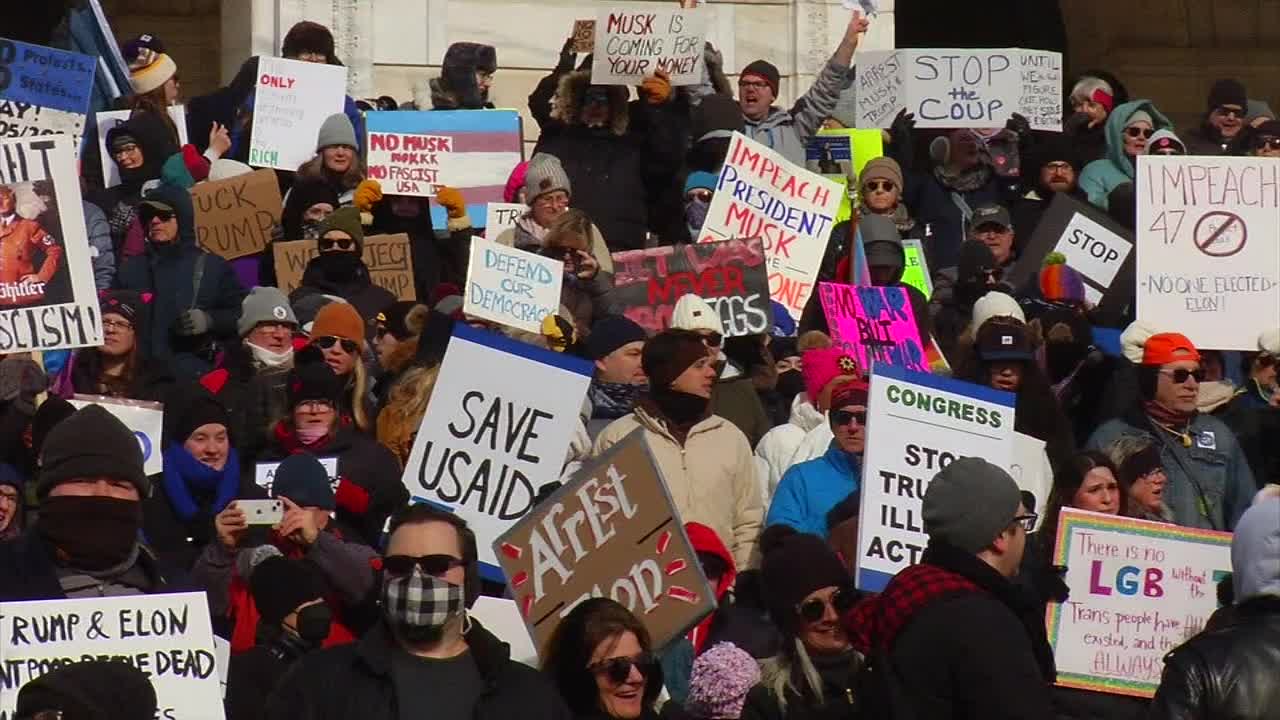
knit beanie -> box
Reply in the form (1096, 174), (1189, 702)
(315, 112), (358, 152)
(239, 286), (298, 337)
(801, 347), (860, 404)
(39, 404), (149, 499)
(249, 555), (327, 625)
(1259, 328), (1280, 357)
(1207, 78), (1248, 110)
(0, 357), (46, 416)
(1038, 254), (1086, 304)
(642, 330), (710, 389)
(15, 659), (157, 720)
(971, 291), (1026, 331)
(829, 378), (869, 411)
(684, 171), (719, 196)
(377, 301), (426, 341)
(1230, 497), (1280, 600)
(586, 315), (648, 361)
(771, 301), (797, 338)
(414, 309), (457, 368)
(1124, 109), (1154, 129)
(671, 294), (721, 333)
(859, 157), (904, 191)
(760, 531), (850, 628)
(272, 452), (336, 510)
(311, 301), (366, 349)
(208, 158), (254, 182)
(504, 161), (530, 203)
(922, 457), (1022, 554)
(690, 94), (745, 143)
(287, 361), (344, 409)
(1145, 129), (1186, 155)
(740, 60), (780, 96)
(125, 34), (177, 95)
(316, 206), (365, 252)
(31, 396), (76, 461)
(685, 642), (761, 720)
(282, 21), (338, 64)
(166, 392), (230, 448)
(1247, 99), (1276, 124)
(523, 153), (572, 205)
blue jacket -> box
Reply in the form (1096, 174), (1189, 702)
(766, 441), (860, 537)
(1078, 99), (1172, 209)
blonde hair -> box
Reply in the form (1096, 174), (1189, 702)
(349, 360), (371, 432)
(544, 208), (592, 251)
(377, 365), (441, 464)
(759, 638), (830, 712)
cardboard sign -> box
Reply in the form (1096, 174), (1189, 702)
(1008, 193), (1134, 309)
(400, 324), (593, 579)
(364, 110), (523, 228)
(0, 135), (103, 352)
(1136, 155), (1280, 350)
(697, 132), (842, 323)
(68, 396), (164, 476)
(855, 365), (1016, 591)
(818, 283), (927, 373)
(900, 239), (933, 298)
(572, 20), (597, 53)
(190, 168), (283, 260)
(273, 233), (415, 300)
(485, 202), (526, 236)
(592, 6), (708, 85)
(611, 238), (771, 337)
(254, 456), (340, 495)
(249, 57), (347, 170)
(96, 107), (189, 188)
(493, 431), (715, 653)
(855, 49), (1063, 131)
(0, 39), (96, 148)
(1047, 509), (1232, 698)
(0, 592), (225, 720)
(464, 238), (564, 334)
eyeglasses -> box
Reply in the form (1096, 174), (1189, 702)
(1043, 161), (1074, 172)
(589, 653), (659, 684)
(830, 409), (866, 427)
(102, 318), (134, 331)
(863, 180), (896, 193)
(1159, 368), (1205, 384)
(700, 331), (723, 348)
(382, 554), (466, 578)
(1012, 513), (1039, 532)
(1124, 127), (1155, 139)
(318, 237), (355, 251)
(111, 143), (140, 158)
(1214, 106), (1244, 118)
(797, 588), (857, 623)
(297, 399), (334, 412)
(738, 80), (771, 91)
(313, 335), (359, 354)
(534, 192), (570, 209)
(1254, 137), (1280, 151)
(0, 487), (17, 502)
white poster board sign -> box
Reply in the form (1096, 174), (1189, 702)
(464, 238), (564, 334)
(485, 202), (526, 236)
(249, 57), (347, 170)
(96, 106), (189, 188)
(855, 364), (1016, 591)
(69, 396), (164, 476)
(592, 6), (708, 85)
(400, 324), (593, 579)
(0, 592), (225, 720)
(855, 49), (1063, 131)
(254, 456), (341, 495)
(1136, 155), (1280, 350)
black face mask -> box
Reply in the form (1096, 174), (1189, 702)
(37, 495), (141, 571)
(311, 251), (364, 283)
(294, 603), (332, 647)
(776, 369), (805, 400)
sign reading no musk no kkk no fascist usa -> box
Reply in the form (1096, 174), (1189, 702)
(1136, 155), (1280, 351)
(1047, 509), (1232, 698)
(0, 592), (225, 720)
(856, 365), (1016, 591)
(0, 135), (103, 353)
(465, 238), (564, 334)
(697, 132), (842, 323)
(493, 431), (715, 654)
(592, 6), (708, 85)
(401, 324), (593, 579)
(249, 57), (347, 171)
(818, 283), (928, 373)
(0, 38), (96, 148)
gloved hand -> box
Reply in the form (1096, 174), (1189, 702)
(641, 69), (672, 105)
(557, 37), (578, 72)
(889, 108), (916, 142)
(353, 179), (383, 213)
(1063, 110), (1093, 135)
(174, 309), (212, 336)
(703, 42), (723, 72)
(435, 186), (467, 219)
(1005, 112), (1031, 139)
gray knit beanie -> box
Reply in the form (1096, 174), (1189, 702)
(523, 153), (572, 206)
(922, 457), (1022, 554)
(315, 112), (357, 151)
(239, 286), (298, 337)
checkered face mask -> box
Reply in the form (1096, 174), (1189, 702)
(381, 567), (465, 642)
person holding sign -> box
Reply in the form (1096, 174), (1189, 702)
(495, 154), (615, 274)
(296, 113), (369, 206)
(541, 598), (663, 720)
(279, 20), (368, 155)
(293, 208), (397, 327)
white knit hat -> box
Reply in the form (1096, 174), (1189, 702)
(208, 159), (253, 182)
(1258, 328), (1280, 356)
(129, 48), (178, 95)
(1120, 320), (1160, 364)
(671, 294), (721, 333)
(971, 291), (1025, 333)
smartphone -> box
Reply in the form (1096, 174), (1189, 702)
(239, 499), (284, 526)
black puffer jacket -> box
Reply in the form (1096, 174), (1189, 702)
(200, 343), (293, 466)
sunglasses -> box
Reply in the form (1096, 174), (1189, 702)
(313, 335), (359, 354)
(1124, 127), (1155, 139)
(686, 188), (713, 203)
(1254, 137), (1280, 151)
(700, 331), (723, 348)
(830, 409), (866, 427)
(863, 180), (896, 193)
(1160, 368), (1205, 384)
(147, 210), (175, 222)
(319, 237), (355, 251)
(1012, 513), (1038, 532)
(797, 588), (857, 623)
(382, 554), (466, 578)
(589, 653), (660, 684)
(1214, 106), (1244, 118)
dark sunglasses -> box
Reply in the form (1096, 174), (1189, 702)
(589, 653), (660, 684)
(319, 237), (355, 251)
(797, 588), (857, 623)
(313, 335), (359, 354)
(1254, 136), (1280, 151)
(1160, 368), (1205, 384)
(701, 331), (723, 348)
(1124, 127), (1155, 139)
(382, 554), (465, 578)
(147, 210), (175, 222)
(830, 409), (866, 427)
(1214, 106), (1244, 118)
(864, 180), (896, 193)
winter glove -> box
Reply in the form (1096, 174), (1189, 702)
(1004, 112), (1031, 139)
(541, 313), (576, 353)
(1063, 110), (1093, 135)
(641, 69), (673, 105)
(888, 108), (916, 143)
(174, 309), (212, 336)
(1032, 564), (1071, 604)
(435, 186), (467, 219)
(353, 179), (383, 213)
(703, 42), (723, 72)
(556, 37), (578, 73)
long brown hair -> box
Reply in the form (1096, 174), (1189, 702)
(296, 153), (367, 192)
(541, 598), (659, 716)
(1041, 450), (1123, 561)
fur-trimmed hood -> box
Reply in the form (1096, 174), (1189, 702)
(382, 305), (430, 375)
(550, 70), (629, 136)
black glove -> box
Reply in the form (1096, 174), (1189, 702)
(1034, 564), (1071, 604)
(889, 108), (916, 141)
(556, 37), (577, 72)
(1063, 110), (1092, 135)
(1005, 112), (1031, 138)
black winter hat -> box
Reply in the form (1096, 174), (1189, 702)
(760, 531), (850, 629)
(272, 452), (335, 510)
(413, 310), (457, 368)
(439, 42), (497, 109)
(99, 290), (145, 327)
(282, 180), (341, 240)
(586, 315), (648, 361)
(957, 240), (997, 282)
(31, 395), (76, 461)
(1207, 78), (1247, 111)
(642, 330), (709, 389)
(282, 21), (340, 65)
(39, 404), (149, 499)
(166, 391), (230, 447)
(250, 555), (327, 625)
(16, 659), (158, 720)
(741, 60), (780, 97)
(376, 301), (426, 342)
(287, 358), (344, 409)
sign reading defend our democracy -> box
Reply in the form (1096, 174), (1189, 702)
(464, 238), (564, 334)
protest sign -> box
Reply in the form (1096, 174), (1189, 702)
(400, 324), (593, 578)
(273, 233), (415, 300)
(469, 597), (538, 666)
(611, 238), (770, 337)
(900, 239), (933, 298)
(855, 364), (1016, 591)
(1046, 508), (1232, 698)
(96, 107), (188, 188)
(1011, 432), (1050, 528)
(854, 49), (1063, 131)
(592, 6), (708, 85)
(1009, 193), (1134, 309)
(249, 57), (347, 171)
(365, 111), (523, 228)
(485, 202), (526, 236)
(190, 168), (283, 261)
(697, 132), (842, 323)
(0, 135), (103, 353)
(1136, 155), (1280, 350)
(572, 20), (597, 53)
(69, 396), (163, 476)
(494, 430), (714, 653)
(465, 238), (564, 334)
(0, 592), (224, 720)
(255, 456), (340, 495)
(818, 283), (927, 373)
(0, 39), (96, 148)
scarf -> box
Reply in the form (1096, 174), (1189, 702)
(589, 380), (644, 420)
(513, 214), (550, 249)
(862, 202), (916, 235)
(933, 162), (992, 193)
(643, 389), (709, 445)
(161, 445), (242, 522)
(247, 342), (294, 369)
(1143, 399), (1194, 432)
